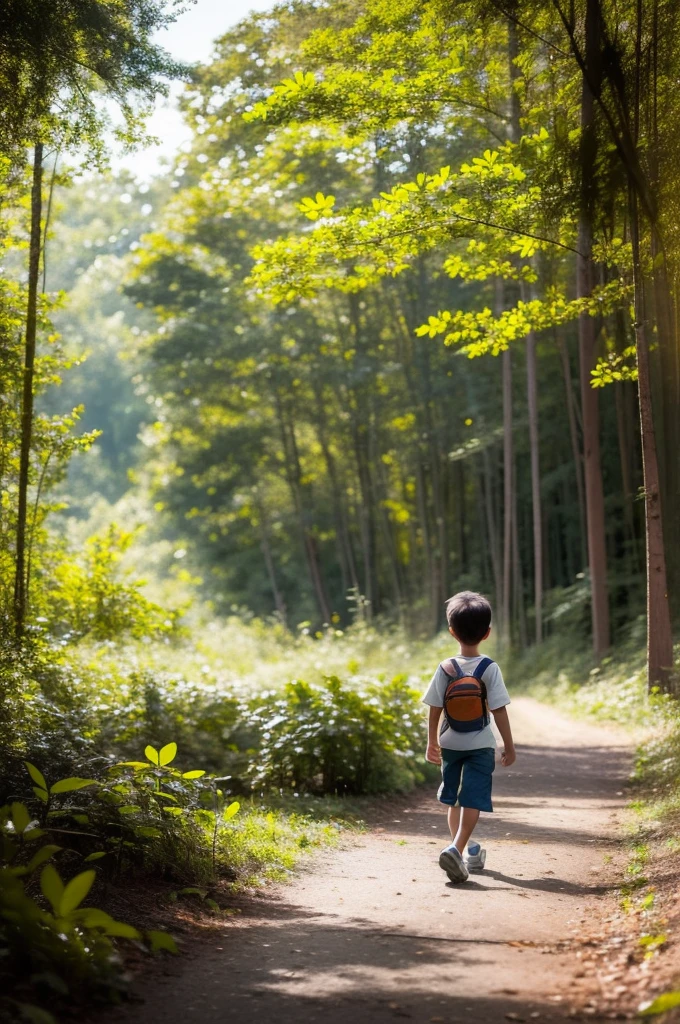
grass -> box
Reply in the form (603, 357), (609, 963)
(217, 804), (345, 887)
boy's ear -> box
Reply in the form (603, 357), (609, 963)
(483, 627), (491, 640)
(448, 626), (457, 639)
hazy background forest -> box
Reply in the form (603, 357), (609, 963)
(2, 0), (680, 1020)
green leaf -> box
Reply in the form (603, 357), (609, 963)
(640, 992), (680, 1015)
(135, 826), (162, 838)
(114, 761), (149, 770)
(11, 802), (31, 834)
(148, 930), (178, 953)
(24, 828), (46, 842)
(27, 844), (61, 872)
(101, 919), (141, 939)
(159, 742), (177, 766)
(17, 1004), (58, 1024)
(59, 869), (96, 915)
(223, 801), (240, 821)
(153, 791), (178, 802)
(33, 787), (49, 804)
(41, 864), (65, 915)
(84, 851), (107, 862)
(163, 806), (183, 816)
(145, 745), (160, 765)
(182, 770), (206, 779)
(74, 908), (141, 939)
(25, 762), (48, 792)
(177, 887), (206, 898)
(50, 778), (98, 795)
(118, 805), (141, 814)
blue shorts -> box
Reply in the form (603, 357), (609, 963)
(437, 747), (495, 812)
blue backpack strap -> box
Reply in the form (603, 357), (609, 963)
(472, 657), (493, 680)
(440, 657), (463, 679)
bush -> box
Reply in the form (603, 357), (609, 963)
(246, 675), (426, 795)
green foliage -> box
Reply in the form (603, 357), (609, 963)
(640, 991), (680, 1015)
(0, 793), (148, 1023)
(38, 524), (180, 641)
(247, 675), (425, 794)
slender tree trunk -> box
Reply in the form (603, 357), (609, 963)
(502, 346), (513, 647)
(313, 383), (360, 598)
(482, 446), (503, 618)
(577, 1), (610, 655)
(14, 141), (43, 640)
(275, 393), (331, 624)
(259, 517), (287, 624)
(559, 332), (587, 566)
(630, 204), (674, 689)
(525, 314), (542, 644)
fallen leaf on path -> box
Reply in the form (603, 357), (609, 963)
(505, 1014), (525, 1021)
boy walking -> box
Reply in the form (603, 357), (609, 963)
(423, 591), (516, 883)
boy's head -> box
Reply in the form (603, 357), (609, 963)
(445, 591), (492, 645)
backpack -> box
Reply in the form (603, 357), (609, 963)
(439, 657), (493, 734)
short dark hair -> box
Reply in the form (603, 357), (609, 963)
(445, 591), (492, 644)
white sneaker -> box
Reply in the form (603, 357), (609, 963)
(439, 843), (469, 883)
(465, 841), (486, 873)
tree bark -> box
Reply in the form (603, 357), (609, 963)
(559, 331), (587, 567)
(630, 197), (674, 690)
(14, 141), (43, 640)
(502, 341), (513, 648)
(525, 314), (542, 644)
(577, 0), (610, 656)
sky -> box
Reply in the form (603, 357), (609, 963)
(116, 0), (275, 179)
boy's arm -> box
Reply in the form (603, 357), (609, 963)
(491, 706), (516, 767)
(426, 705), (442, 764)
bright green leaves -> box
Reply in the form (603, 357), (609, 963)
(223, 801), (240, 822)
(244, 70), (316, 122)
(415, 282), (629, 357)
(640, 991), (680, 1016)
(40, 864), (64, 915)
(11, 802), (32, 834)
(148, 930), (178, 953)
(25, 762), (47, 791)
(298, 192), (336, 220)
(50, 778), (98, 795)
(591, 346), (638, 387)
(144, 742), (177, 766)
(60, 869), (96, 916)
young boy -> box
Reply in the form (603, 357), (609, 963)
(423, 591), (516, 883)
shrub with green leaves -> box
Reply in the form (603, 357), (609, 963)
(0, 794), (166, 1024)
(246, 675), (425, 795)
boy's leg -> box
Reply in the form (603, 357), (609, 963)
(447, 804), (461, 840)
(452, 807), (480, 854)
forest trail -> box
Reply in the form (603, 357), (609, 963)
(113, 699), (631, 1024)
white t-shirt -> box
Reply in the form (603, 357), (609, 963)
(421, 655), (510, 750)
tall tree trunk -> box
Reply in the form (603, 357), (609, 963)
(313, 382), (360, 598)
(275, 393), (332, 624)
(525, 311), (542, 644)
(577, 0), (610, 656)
(258, 508), (287, 625)
(482, 446), (503, 618)
(502, 341), (513, 648)
(559, 332), (588, 567)
(630, 216), (673, 687)
(14, 141), (43, 640)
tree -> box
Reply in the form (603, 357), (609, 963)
(0, 0), (184, 637)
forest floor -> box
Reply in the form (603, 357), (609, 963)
(97, 699), (663, 1024)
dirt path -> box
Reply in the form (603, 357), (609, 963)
(114, 698), (631, 1024)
